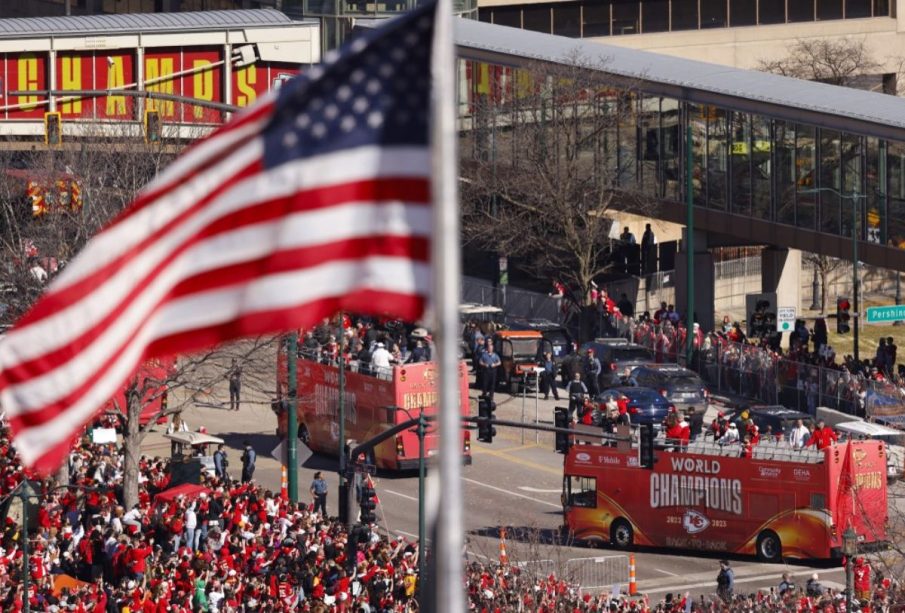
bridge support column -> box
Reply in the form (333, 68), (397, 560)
(676, 229), (714, 332)
(761, 247), (802, 341)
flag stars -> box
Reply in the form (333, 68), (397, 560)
(282, 131), (298, 148)
(336, 85), (352, 102)
(311, 123), (327, 139)
(352, 97), (369, 114)
(295, 114), (311, 129)
(366, 79), (381, 95)
(350, 37), (368, 53)
(350, 69), (366, 84)
(324, 104), (339, 121)
(378, 64), (395, 78)
(390, 47), (406, 62)
(404, 32), (419, 47)
(340, 116), (356, 132)
(367, 111), (384, 129)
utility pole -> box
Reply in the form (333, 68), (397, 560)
(852, 195), (860, 363)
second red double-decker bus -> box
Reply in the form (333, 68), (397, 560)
(275, 345), (472, 470)
(563, 437), (888, 561)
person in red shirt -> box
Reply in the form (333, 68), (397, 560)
(805, 420), (838, 450)
(126, 537), (153, 587)
(852, 556), (871, 601)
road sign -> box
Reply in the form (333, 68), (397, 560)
(271, 440), (312, 467)
(865, 305), (905, 324)
(776, 306), (796, 332)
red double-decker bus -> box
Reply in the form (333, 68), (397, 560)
(275, 346), (472, 470)
(562, 438), (888, 561)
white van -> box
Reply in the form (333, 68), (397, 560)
(834, 421), (904, 482)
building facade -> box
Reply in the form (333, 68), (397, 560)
(477, 0), (904, 81)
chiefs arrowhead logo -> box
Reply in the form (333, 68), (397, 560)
(853, 448), (867, 466)
(682, 510), (711, 534)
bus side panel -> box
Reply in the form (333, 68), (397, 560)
(847, 441), (888, 546)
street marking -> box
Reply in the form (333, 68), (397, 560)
(653, 568), (678, 577)
(384, 489), (418, 502)
(395, 530), (418, 538)
(518, 486), (562, 493)
(463, 477), (561, 508)
(470, 446), (562, 476)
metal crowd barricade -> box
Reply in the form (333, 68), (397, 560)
(512, 558), (556, 581)
(564, 555), (630, 595)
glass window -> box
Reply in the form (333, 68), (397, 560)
(796, 125), (817, 230)
(638, 96), (663, 197)
(661, 98), (681, 201)
(567, 475), (597, 508)
(618, 94), (639, 186)
(817, 0), (843, 19)
(613, 0), (640, 34)
(875, 0), (890, 16)
(730, 0), (757, 25)
(845, 0), (871, 18)
(672, 0), (698, 30)
(730, 112), (752, 216)
(642, 0), (669, 32)
(706, 107), (729, 209)
(865, 137), (883, 244)
(841, 134), (862, 239)
(688, 104), (707, 206)
(774, 122), (797, 225)
(752, 115), (772, 222)
(759, 0), (786, 23)
(810, 493), (826, 510)
(789, 0), (815, 22)
(554, 4), (582, 36)
(479, 8), (492, 22)
(888, 141), (905, 248)
(584, 2), (611, 36)
(523, 5), (552, 32)
(819, 129), (842, 235)
(701, 0), (728, 27)
(493, 6), (521, 27)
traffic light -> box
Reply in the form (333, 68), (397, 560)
(144, 109), (161, 143)
(477, 398), (496, 443)
(554, 407), (570, 453)
(639, 423), (655, 469)
(359, 481), (377, 524)
(837, 297), (851, 334)
(44, 112), (61, 146)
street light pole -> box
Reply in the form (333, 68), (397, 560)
(842, 525), (858, 612)
(685, 124), (694, 367)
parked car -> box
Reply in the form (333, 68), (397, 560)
(595, 386), (674, 429)
(728, 405), (813, 440)
(581, 338), (655, 389)
(629, 364), (709, 409)
(834, 420), (904, 482)
(492, 329), (553, 394)
(506, 318), (573, 364)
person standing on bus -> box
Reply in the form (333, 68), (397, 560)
(716, 560), (734, 603)
(789, 418), (810, 449)
(567, 373), (588, 421)
(479, 340), (501, 402)
(805, 420), (838, 450)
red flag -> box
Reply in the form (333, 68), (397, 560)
(0, 2), (440, 474)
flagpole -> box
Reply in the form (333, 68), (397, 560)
(429, 0), (463, 610)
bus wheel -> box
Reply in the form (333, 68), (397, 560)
(298, 425), (311, 446)
(610, 519), (634, 549)
(756, 530), (782, 562)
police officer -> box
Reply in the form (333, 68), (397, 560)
(479, 340), (501, 402)
(567, 373), (588, 421)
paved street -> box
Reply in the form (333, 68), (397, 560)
(142, 372), (853, 601)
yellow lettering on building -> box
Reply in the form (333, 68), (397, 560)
(855, 472), (882, 490)
(17, 54), (40, 111)
(60, 56), (82, 114)
(105, 56), (126, 116)
(192, 59), (213, 119)
(235, 66), (257, 107)
(145, 57), (175, 116)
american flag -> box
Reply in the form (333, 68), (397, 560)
(0, 1), (439, 474)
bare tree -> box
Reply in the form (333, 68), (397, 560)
(460, 54), (653, 307)
(805, 253), (845, 314)
(758, 38), (885, 88)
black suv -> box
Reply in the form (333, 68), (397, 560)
(629, 364), (709, 409)
(580, 339), (654, 389)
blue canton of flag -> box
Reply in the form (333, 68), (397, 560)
(263, 3), (436, 168)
